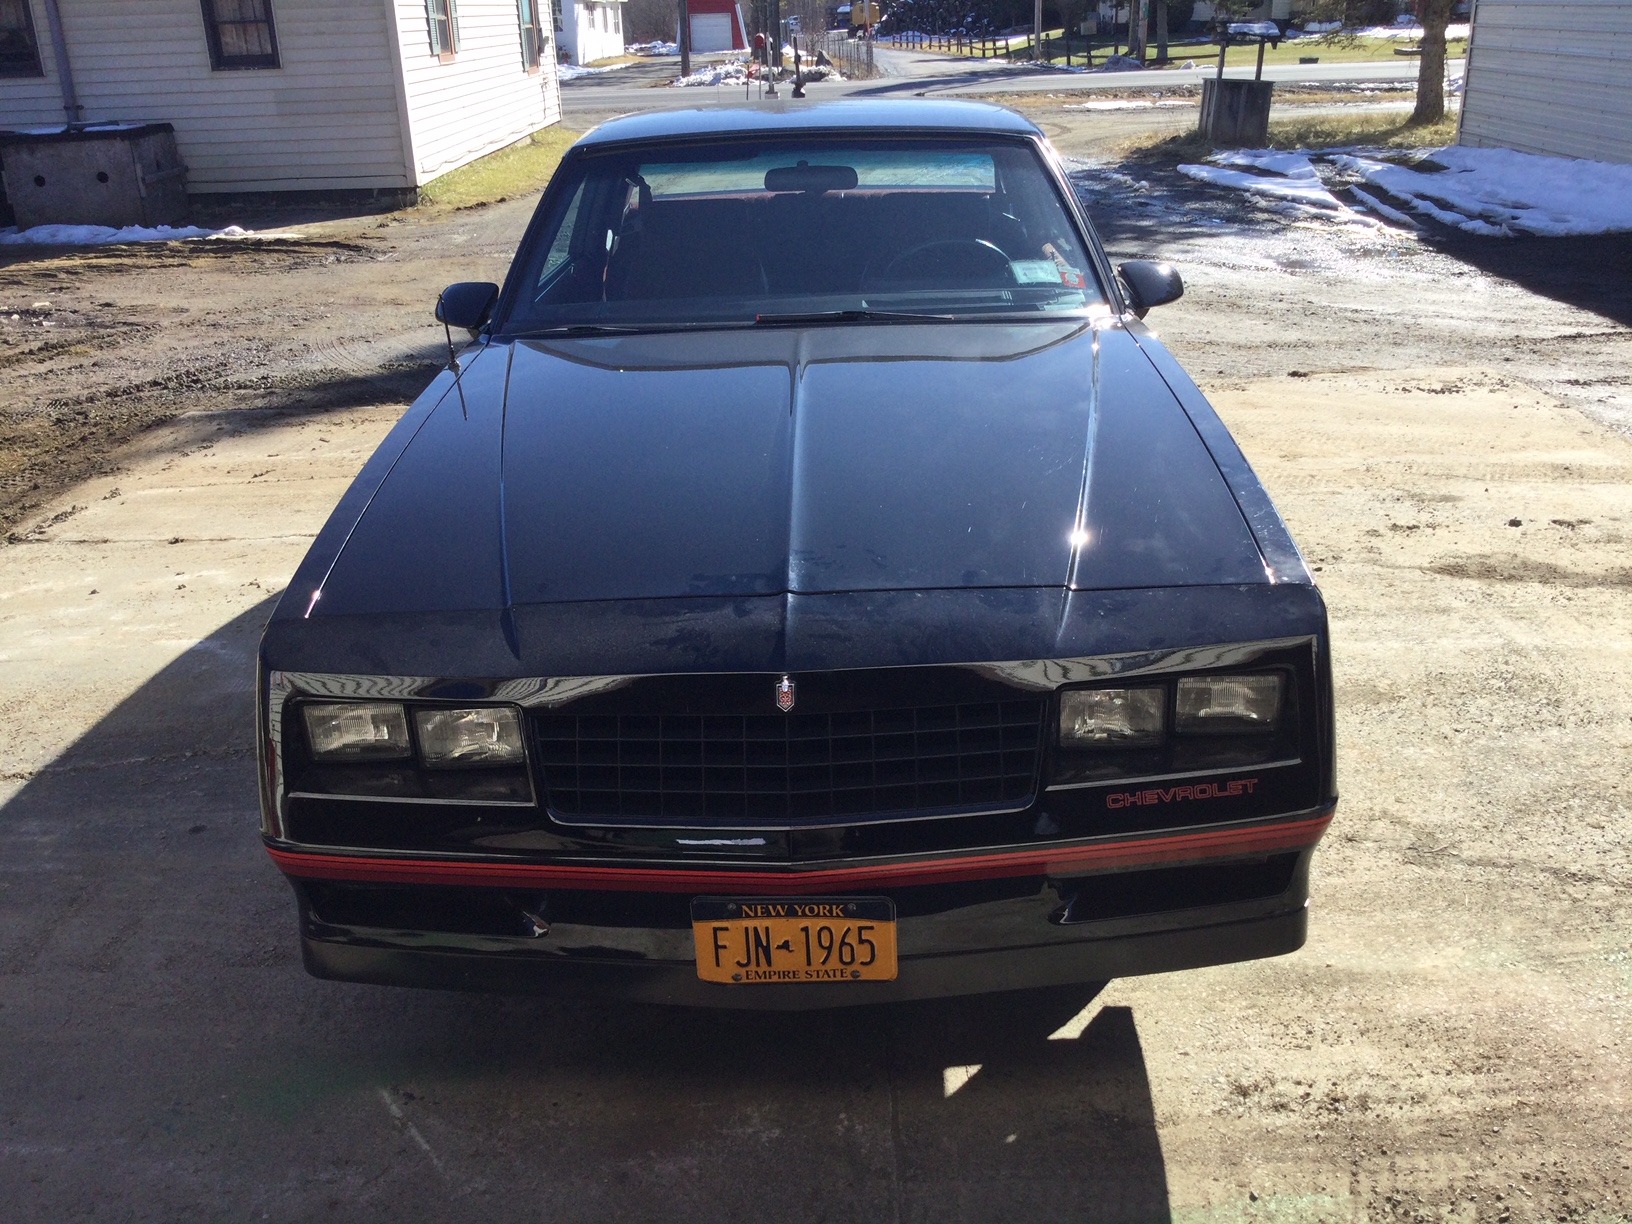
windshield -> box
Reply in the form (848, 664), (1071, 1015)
(500, 135), (1104, 333)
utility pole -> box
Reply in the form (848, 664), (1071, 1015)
(1034, 0), (1044, 60)
(678, 0), (690, 78)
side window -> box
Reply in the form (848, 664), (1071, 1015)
(0, 0), (43, 77)
(426, 0), (459, 59)
(200, 0), (280, 71)
(518, 0), (545, 70)
(538, 179), (589, 285)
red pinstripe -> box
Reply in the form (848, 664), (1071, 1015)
(266, 810), (1333, 894)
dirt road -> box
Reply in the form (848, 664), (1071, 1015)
(1, 110), (1629, 1220)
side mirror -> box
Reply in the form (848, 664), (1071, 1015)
(1116, 260), (1184, 318)
(435, 282), (499, 337)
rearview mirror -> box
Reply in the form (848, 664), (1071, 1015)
(1116, 261), (1184, 318)
(436, 282), (499, 336)
(764, 162), (859, 194)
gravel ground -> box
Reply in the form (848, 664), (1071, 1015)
(0, 107), (1629, 1220)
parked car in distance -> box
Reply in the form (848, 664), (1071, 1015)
(257, 100), (1336, 1007)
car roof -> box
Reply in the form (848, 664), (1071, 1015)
(574, 100), (1043, 148)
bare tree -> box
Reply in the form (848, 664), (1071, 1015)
(1411, 0), (1456, 124)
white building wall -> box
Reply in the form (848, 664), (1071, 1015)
(1460, 0), (1632, 165)
(392, 0), (562, 185)
(0, 0), (409, 193)
(560, 0), (624, 65)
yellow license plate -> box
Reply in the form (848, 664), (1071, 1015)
(691, 897), (898, 984)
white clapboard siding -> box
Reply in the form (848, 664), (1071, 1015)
(0, 0), (409, 192)
(392, 0), (561, 185)
(1460, 0), (1632, 165)
(3, 1), (561, 194)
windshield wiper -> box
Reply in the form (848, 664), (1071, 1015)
(752, 309), (955, 326)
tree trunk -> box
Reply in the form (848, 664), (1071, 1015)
(1411, 0), (1455, 125)
(1154, 0), (1168, 63)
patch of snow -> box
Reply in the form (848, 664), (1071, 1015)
(558, 60), (632, 80)
(1332, 146), (1632, 237)
(1178, 162), (1346, 211)
(1212, 149), (1322, 179)
(1357, 23), (1470, 40)
(0, 222), (289, 245)
(628, 40), (678, 56)
(1096, 55), (1144, 72)
(6, 120), (160, 136)
(1065, 98), (1192, 110)
(1298, 20), (1341, 34)
(1185, 144), (1632, 238)
(1349, 186), (1420, 230)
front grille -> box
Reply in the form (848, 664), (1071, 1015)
(532, 700), (1045, 826)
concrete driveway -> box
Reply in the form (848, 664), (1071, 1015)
(1, 105), (1628, 1221)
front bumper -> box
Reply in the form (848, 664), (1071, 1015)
(300, 907), (1308, 1009)
(278, 814), (1328, 1008)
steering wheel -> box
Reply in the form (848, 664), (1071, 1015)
(876, 239), (1016, 286)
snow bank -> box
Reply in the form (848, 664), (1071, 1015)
(1097, 54), (1145, 72)
(1298, 20), (1341, 34)
(0, 223), (285, 245)
(628, 40), (678, 56)
(673, 59), (752, 86)
(1333, 146), (1632, 236)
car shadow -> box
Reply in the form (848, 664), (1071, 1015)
(0, 596), (1173, 1221)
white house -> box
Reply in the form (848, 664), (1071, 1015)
(1459, 0), (1632, 165)
(554, 0), (625, 65)
(0, 1), (562, 199)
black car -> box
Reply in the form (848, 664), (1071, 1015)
(258, 101), (1336, 1007)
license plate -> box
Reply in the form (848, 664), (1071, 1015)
(691, 897), (898, 984)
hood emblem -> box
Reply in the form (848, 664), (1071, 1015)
(775, 675), (796, 713)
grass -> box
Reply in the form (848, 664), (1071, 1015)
(1117, 109), (1461, 165)
(416, 125), (579, 211)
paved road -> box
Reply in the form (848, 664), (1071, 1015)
(561, 46), (1462, 131)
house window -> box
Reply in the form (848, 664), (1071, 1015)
(427, 0), (459, 58)
(518, 0), (545, 70)
(0, 0), (43, 78)
(200, 0), (280, 71)
(551, 0), (563, 33)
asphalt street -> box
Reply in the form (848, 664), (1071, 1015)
(560, 45), (1462, 131)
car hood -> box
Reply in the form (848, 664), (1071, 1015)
(313, 321), (1267, 617)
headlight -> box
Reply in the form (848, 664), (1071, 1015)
(303, 702), (411, 760)
(415, 707), (525, 767)
(1175, 674), (1282, 734)
(1059, 687), (1164, 748)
